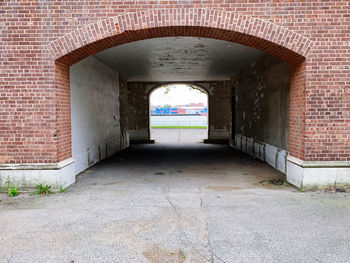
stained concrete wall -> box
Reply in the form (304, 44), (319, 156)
(231, 55), (290, 174)
(233, 55), (290, 150)
(127, 82), (153, 141)
(119, 77), (130, 147)
(199, 81), (232, 141)
(70, 56), (128, 175)
(126, 81), (232, 142)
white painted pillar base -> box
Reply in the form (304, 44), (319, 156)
(0, 158), (75, 190)
(232, 134), (350, 189)
(286, 156), (350, 189)
(232, 134), (288, 174)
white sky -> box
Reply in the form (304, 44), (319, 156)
(150, 84), (208, 106)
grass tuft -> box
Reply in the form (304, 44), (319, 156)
(5, 180), (19, 197)
(36, 183), (54, 196)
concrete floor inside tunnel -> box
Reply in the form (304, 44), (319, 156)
(1, 142), (350, 262)
(99, 143), (285, 190)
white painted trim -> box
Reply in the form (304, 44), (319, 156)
(286, 156), (350, 189)
(233, 134), (350, 189)
(0, 132), (130, 190)
(286, 156), (303, 167)
(0, 158), (75, 170)
(287, 156), (350, 168)
(0, 158), (76, 189)
(232, 134), (288, 174)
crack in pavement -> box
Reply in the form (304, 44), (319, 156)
(198, 187), (215, 263)
(198, 187), (227, 263)
(163, 173), (213, 262)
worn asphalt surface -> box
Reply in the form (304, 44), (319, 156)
(1, 140), (350, 262)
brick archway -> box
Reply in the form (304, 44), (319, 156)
(48, 9), (313, 65)
(50, 8), (313, 163)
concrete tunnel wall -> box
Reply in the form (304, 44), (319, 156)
(232, 55), (291, 174)
(70, 56), (129, 175)
(126, 81), (232, 142)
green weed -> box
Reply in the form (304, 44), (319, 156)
(59, 186), (67, 193)
(5, 180), (19, 197)
(36, 183), (54, 196)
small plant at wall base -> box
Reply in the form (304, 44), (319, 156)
(6, 180), (19, 197)
(59, 186), (67, 193)
(36, 183), (54, 196)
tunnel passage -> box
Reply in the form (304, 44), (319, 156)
(149, 84), (209, 144)
(69, 36), (292, 176)
(42, 7), (314, 191)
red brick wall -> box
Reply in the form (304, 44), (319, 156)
(1, 1), (349, 163)
(55, 62), (72, 162)
(289, 62), (306, 160)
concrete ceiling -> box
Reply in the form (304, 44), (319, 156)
(95, 37), (264, 82)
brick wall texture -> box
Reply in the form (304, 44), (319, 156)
(1, 1), (349, 163)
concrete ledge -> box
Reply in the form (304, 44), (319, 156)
(0, 158), (76, 189)
(286, 156), (350, 189)
(287, 156), (350, 168)
(0, 158), (74, 170)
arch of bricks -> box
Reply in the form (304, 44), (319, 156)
(48, 8), (313, 65)
(49, 8), (314, 163)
